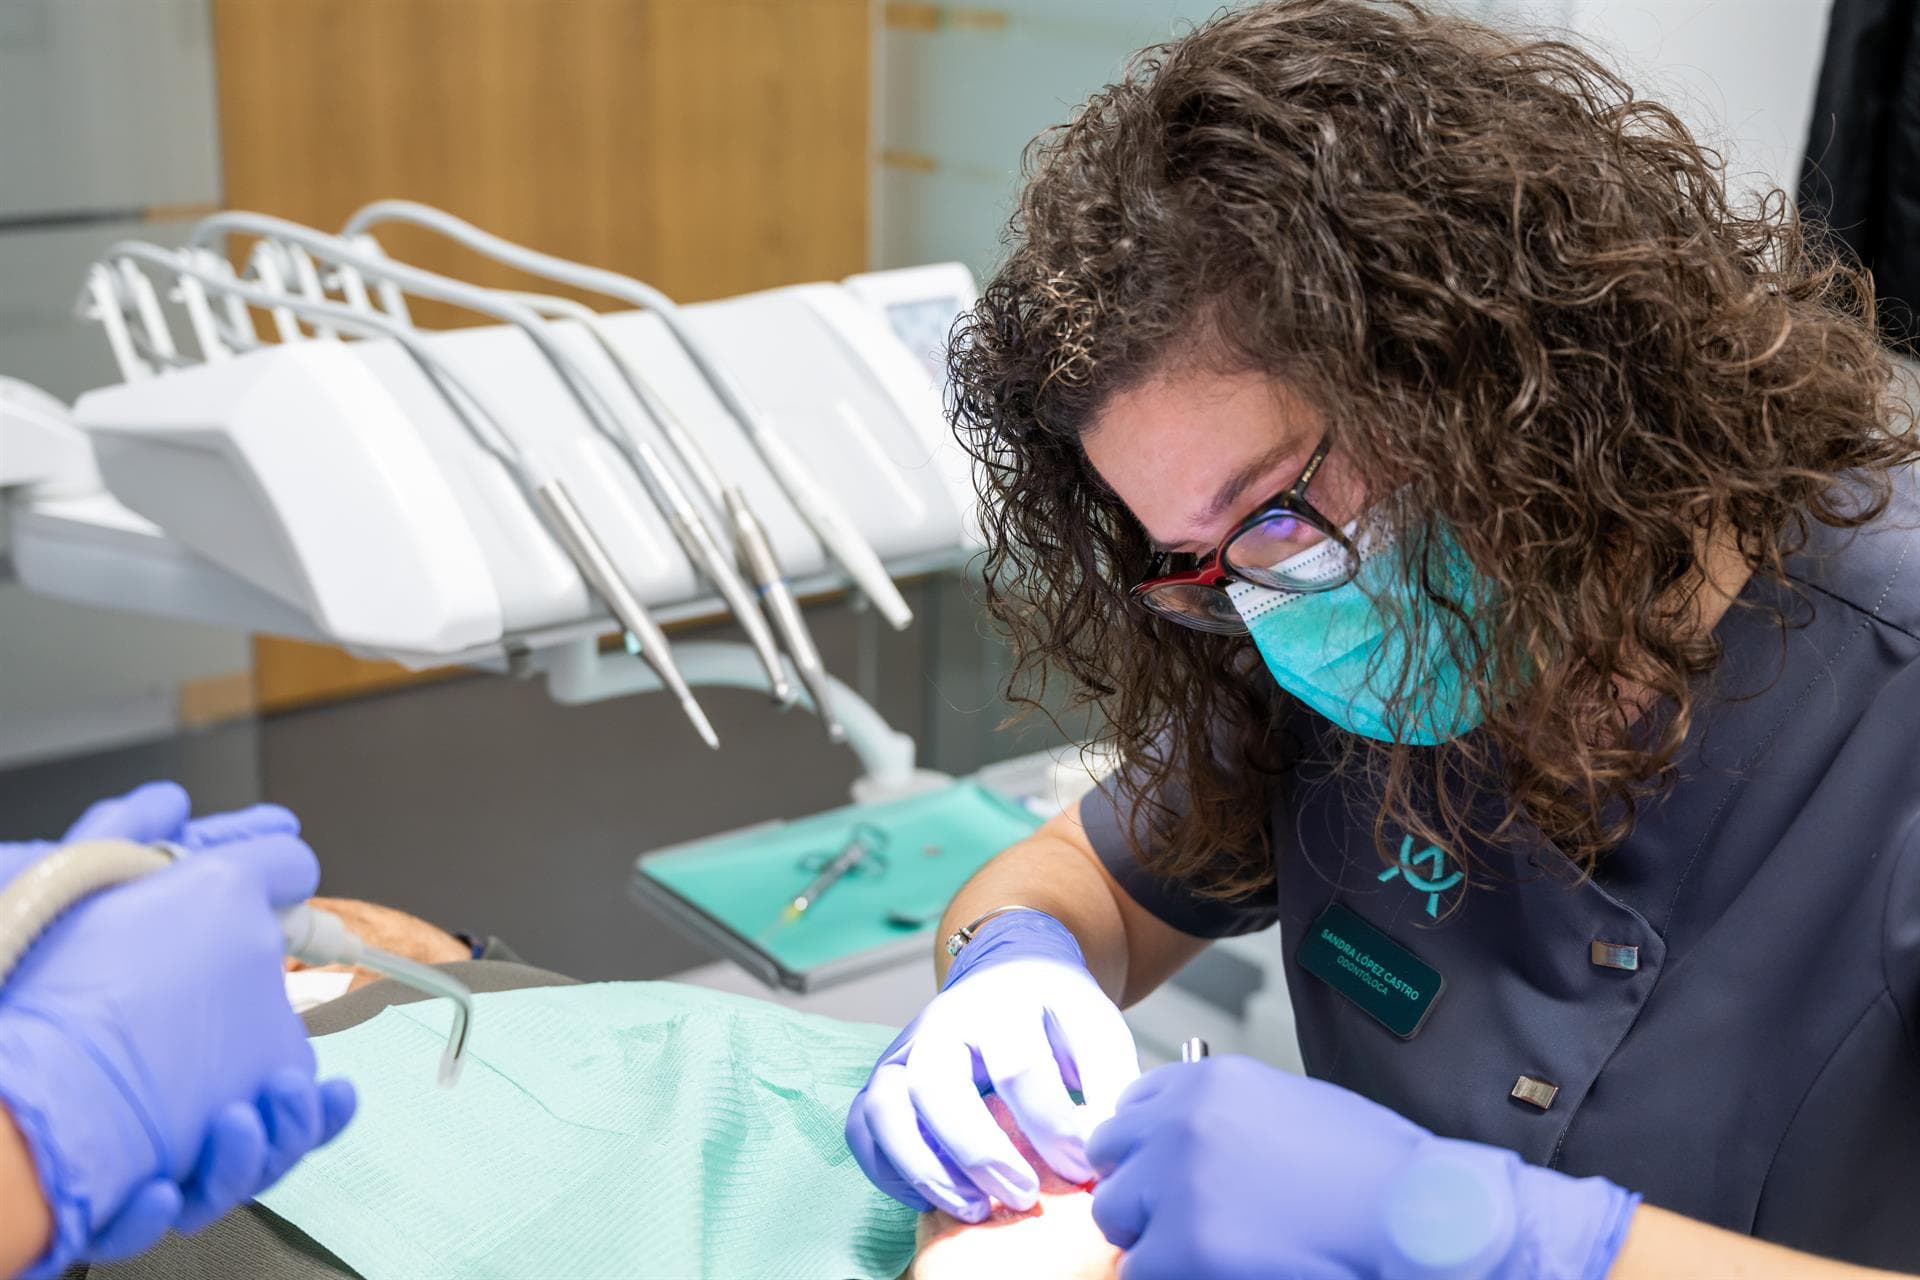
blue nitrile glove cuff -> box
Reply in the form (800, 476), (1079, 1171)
(0, 1009), (161, 1278)
(1376, 1135), (1639, 1280)
(1509, 1158), (1641, 1280)
(1377, 1138), (1519, 1280)
(942, 910), (1085, 991)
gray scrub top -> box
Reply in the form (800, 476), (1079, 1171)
(1081, 471), (1920, 1271)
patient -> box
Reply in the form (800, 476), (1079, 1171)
(91, 899), (1120, 1280)
(283, 896), (473, 991)
(907, 1096), (1121, 1280)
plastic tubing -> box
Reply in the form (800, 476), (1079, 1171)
(0, 839), (472, 1087)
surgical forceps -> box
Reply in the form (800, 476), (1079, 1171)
(784, 822), (890, 921)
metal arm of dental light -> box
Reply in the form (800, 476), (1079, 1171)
(336, 200), (915, 632)
(544, 640), (945, 804)
(103, 243), (721, 750)
(179, 215), (726, 747)
(322, 207), (847, 737)
(0, 839), (471, 1087)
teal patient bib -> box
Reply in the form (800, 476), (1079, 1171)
(257, 983), (917, 1280)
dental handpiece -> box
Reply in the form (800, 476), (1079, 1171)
(532, 478), (719, 749)
(727, 489), (846, 742)
(495, 293), (795, 708)
(111, 240), (722, 753)
(177, 215), (724, 752)
(337, 199), (916, 632)
(329, 202), (857, 735)
(1181, 1037), (1211, 1064)
(0, 839), (473, 1087)
(278, 900), (472, 1086)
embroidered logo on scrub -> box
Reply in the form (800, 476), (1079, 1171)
(1377, 835), (1462, 917)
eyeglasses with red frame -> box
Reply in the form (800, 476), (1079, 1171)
(1128, 435), (1358, 634)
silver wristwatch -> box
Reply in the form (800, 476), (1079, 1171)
(944, 904), (1048, 958)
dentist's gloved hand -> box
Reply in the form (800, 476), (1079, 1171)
(1088, 1056), (1640, 1280)
(0, 780), (301, 887)
(846, 911), (1140, 1223)
(0, 823), (355, 1277)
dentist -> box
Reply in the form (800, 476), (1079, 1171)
(849, 2), (1920, 1277)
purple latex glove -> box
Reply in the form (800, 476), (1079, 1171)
(1088, 1056), (1640, 1280)
(0, 784), (353, 1276)
(845, 911), (1140, 1222)
(0, 781), (301, 887)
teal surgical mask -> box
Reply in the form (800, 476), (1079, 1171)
(1227, 523), (1485, 745)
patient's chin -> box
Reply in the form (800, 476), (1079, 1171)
(907, 1096), (1121, 1280)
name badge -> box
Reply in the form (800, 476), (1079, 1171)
(1297, 902), (1444, 1039)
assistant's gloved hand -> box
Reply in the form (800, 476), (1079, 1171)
(0, 820), (355, 1277)
(1088, 1056), (1640, 1280)
(0, 779), (301, 887)
(846, 911), (1140, 1223)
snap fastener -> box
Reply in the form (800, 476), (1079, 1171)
(1510, 1076), (1559, 1110)
(1590, 940), (1640, 971)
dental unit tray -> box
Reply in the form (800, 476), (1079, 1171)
(2, 211), (979, 689)
(37, 286), (972, 660)
(631, 781), (1041, 992)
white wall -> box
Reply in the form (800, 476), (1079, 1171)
(1560, 0), (1831, 199)
(873, 1), (1253, 279)
(872, 0), (1836, 277)
(0, 0), (250, 769)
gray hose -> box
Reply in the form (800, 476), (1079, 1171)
(0, 838), (172, 980)
(0, 839), (472, 1086)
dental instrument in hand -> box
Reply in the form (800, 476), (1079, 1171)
(276, 894), (471, 1084)
(106, 243), (720, 751)
(0, 838), (473, 1086)
(333, 201), (850, 733)
(177, 216), (726, 749)
(1181, 1037), (1210, 1064)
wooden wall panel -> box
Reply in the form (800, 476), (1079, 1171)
(210, 0), (871, 712)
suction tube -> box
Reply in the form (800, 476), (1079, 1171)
(0, 839), (472, 1086)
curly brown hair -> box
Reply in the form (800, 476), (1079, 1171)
(950, 0), (1915, 898)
